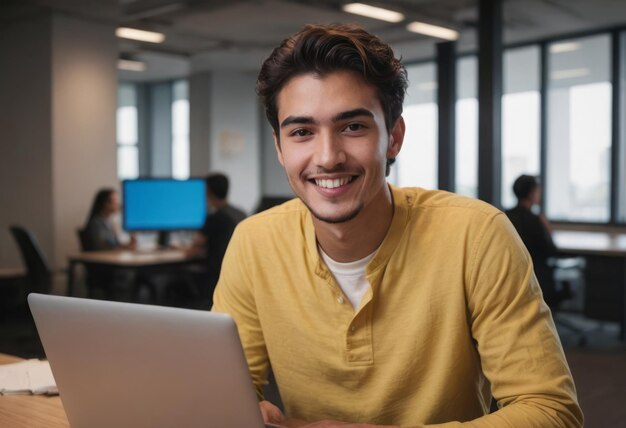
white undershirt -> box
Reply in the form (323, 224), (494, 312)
(319, 246), (377, 310)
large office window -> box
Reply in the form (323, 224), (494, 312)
(117, 83), (139, 180)
(395, 62), (438, 189)
(172, 80), (190, 179)
(501, 46), (541, 209)
(546, 35), (612, 222)
(456, 56), (478, 197)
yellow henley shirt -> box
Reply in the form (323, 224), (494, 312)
(212, 186), (583, 427)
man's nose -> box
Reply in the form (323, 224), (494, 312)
(314, 131), (346, 169)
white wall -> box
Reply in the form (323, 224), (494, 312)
(189, 72), (211, 177)
(0, 13), (118, 274)
(0, 15), (54, 269)
(189, 70), (292, 208)
(261, 118), (293, 197)
(51, 14), (118, 268)
(209, 71), (262, 214)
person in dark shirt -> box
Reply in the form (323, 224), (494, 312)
(505, 175), (564, 307)
(186, 173), (247, 304)
(204, 173), (247, 225)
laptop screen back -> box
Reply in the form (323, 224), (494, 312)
(28, 294), (266, 428)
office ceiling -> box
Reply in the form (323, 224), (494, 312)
(4, 0), (626, 81)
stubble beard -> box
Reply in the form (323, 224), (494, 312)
(301, 199), (364, 224)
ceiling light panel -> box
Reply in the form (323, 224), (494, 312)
(550, 42), (581, 54)
(118, 59), (146, 72)
(406, 22), (459, 41)
(116, 27), (165, 43)
(342, 3), (405, 23)
(551, 68), (590, 80)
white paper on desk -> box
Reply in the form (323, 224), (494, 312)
(0, 359), (58, 395)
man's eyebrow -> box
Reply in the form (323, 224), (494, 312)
(280, 116), (316, 129)
(279, 108), (374, 129)
(333, 108), (374, 122)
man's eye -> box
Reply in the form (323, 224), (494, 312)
(345, 123), (364, 132)
(290, 129), (311, 137)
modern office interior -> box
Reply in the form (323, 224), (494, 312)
(1, 0), (626, 426)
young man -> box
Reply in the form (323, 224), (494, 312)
(213, 24), (583, 427)
(186, 173), (247, 304)
(505, 175), (564, 308)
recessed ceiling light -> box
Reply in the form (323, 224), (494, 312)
(118, 59), (146, 72)
(551, 68), (590, 80)
(406, 21), (459, 41)
(417, 81), (438, 92)
(342, 3), (405, 23)
(549, 42), (581, 54)
(116, 27), (165, 44)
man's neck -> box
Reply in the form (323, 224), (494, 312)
(212, 199), (227, 210)
(313, 186), (394, 263)
(518, 199), (533, 210)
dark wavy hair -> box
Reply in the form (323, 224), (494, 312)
(86, 188), (116, 225)
(513, 175), (539, 201)
(256, 24), (408, 175)
(206, 173), (229, 200)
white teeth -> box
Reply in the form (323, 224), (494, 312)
(315, 177), (352, 189)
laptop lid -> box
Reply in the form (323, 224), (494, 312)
(28, 293), (267, 428)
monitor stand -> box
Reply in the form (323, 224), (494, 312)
(157, 231), (171, 249)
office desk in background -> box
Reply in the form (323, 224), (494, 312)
(66, 249), (201, 297)
(0, 268), (25, 279)
(0, 354), (68, 428)
(553, 230), (626, 340)
(0, 267), (25, 289)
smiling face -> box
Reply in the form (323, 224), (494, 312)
(274, 70), (404, 224)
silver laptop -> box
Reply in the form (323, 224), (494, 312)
(28, 293), (274, 428)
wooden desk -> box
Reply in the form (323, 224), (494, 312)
(553, 230), (626, 340)
(66, 249), (200, 296)
(553, 230), (626, 256)
(0, 354), (68, 428)
(0, 268), (25, 279)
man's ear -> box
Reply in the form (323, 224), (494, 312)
(387, 116), (406, 159)
(273, 131), (284, 167)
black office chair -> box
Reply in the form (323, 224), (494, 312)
(76, 227), (120, 299)
(77, 228), (91, 252)
(5, 226), (48, 355)
(548, 256), (593, 346)
(0, 268), (28, 320)
(9, 226), (52, 295)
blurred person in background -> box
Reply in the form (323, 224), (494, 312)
(84, 188), (136, 251)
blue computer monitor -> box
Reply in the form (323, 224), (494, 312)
(122, 179), (206, 231)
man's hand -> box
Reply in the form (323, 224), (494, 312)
(260, 400), (285, 424)
(259, 401), (311, 427)
(299, 421), (353, 427)
(300, 422), (394, 428)
(258, 402), (402, 428)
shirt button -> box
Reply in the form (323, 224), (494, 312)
(337, 296), (344, 304)
(350, 325), (356, 332)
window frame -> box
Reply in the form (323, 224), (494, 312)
(401, 23), (626, 226)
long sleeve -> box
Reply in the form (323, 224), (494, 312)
(211, 226), (270, 400)
(431, 213), (583, 428)
(505, 207), (557, 263)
